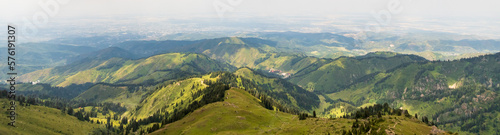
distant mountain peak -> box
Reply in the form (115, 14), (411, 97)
(66, 46), (136, 64)
(223, 37), (245, 44)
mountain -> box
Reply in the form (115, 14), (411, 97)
(19, 53), (236, 87)
(114, 37), (278, 68)
(0, 42), (97, 79)
(115, 40), (198, 58)
(66, 47), (137, 63)
(314, 52), (500, 134)
(180, 37), (277, 67)
(233, 68), (319, 110)
(287, 53), (427, 93)
(152, 88), (445, 135)
(128, 68), (319, 121)
(72, 83), (148, 110)
(259, 32), (357, 49)
(7, 32), (499, 80)
(110, 37), (339, 74)
(129, 75), (213, 120)
(246, 32), (364, 59)
(13, 36), (498, 134)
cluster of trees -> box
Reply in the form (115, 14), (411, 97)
(297, 111), (317, 120)
(342, 103), (411, 119)
(341, 119), (377, 135)
(298, 113), (309, 120)
(146, 123), (161, 133)
(420, 115), (434, 126)
(334, 103), (445, 135)
(0, 90), (71, 109)
(73, 108), (91, 121)
(339, 103), (438, 135)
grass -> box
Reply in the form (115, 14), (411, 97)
(152, 88), (440, 135)
(131, 77), (210, 119)
(153, 88), (352, 135)
(0, 99), (100, 135)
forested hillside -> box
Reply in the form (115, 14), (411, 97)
(19, 53), (235, 87)
(320, 52), (500, 134)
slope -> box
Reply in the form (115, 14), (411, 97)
(111, 37), (345, 73)
(72, 83), (149, 110)
(114, 37), (277, 68)
(19, 53), (235, 87)
(115, 40), (198, 58)
(0, 42), (97, 80)
(324, 52), (500, 134)
(0, 99), (100, 135)
(66, 47), (137, 64)
(233, 68), (319, 110)
(129, 76), (213, 120)
(129, 69), (319, 121)
(153, 88), (443, 135)
(288, 53), (427, 93)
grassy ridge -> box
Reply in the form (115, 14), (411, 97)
(130, 76), (213, 119)
(0, 99), (100, 135)
(153, 88), (442, 135)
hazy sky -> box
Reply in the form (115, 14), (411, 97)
(1, 0), (499, 39)
(2, 0), (499, 20)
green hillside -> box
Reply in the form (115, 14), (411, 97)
(113, 37), (321, 73)
(130, 76), (213, 120)
(13, 40), (498, 134)
(233, 68), (319, 110)
(129, 69), (318, 121)
(114, 37), (278, 68)
(320, 52), (500, 134)
(184, 37), (276, 68)
(72, 84), (149, 110)
(0, 42), (97, 79)
(0, 99), (100, 135)
(288, 53), (427, 93)
(153, 88), (445, 135)
(116, 40), (198, 58)
(19, 53), (235, 87)
(66, 47), (137, 63)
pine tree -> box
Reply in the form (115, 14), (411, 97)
(119, 123), (124, 131)
(67, 107), (74, 115)
(122, 117), (128, 124)
(85, 113), (90, 121)
(106, 117), (112, 129)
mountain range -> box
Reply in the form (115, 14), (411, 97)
(3, 35), (499, 134)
